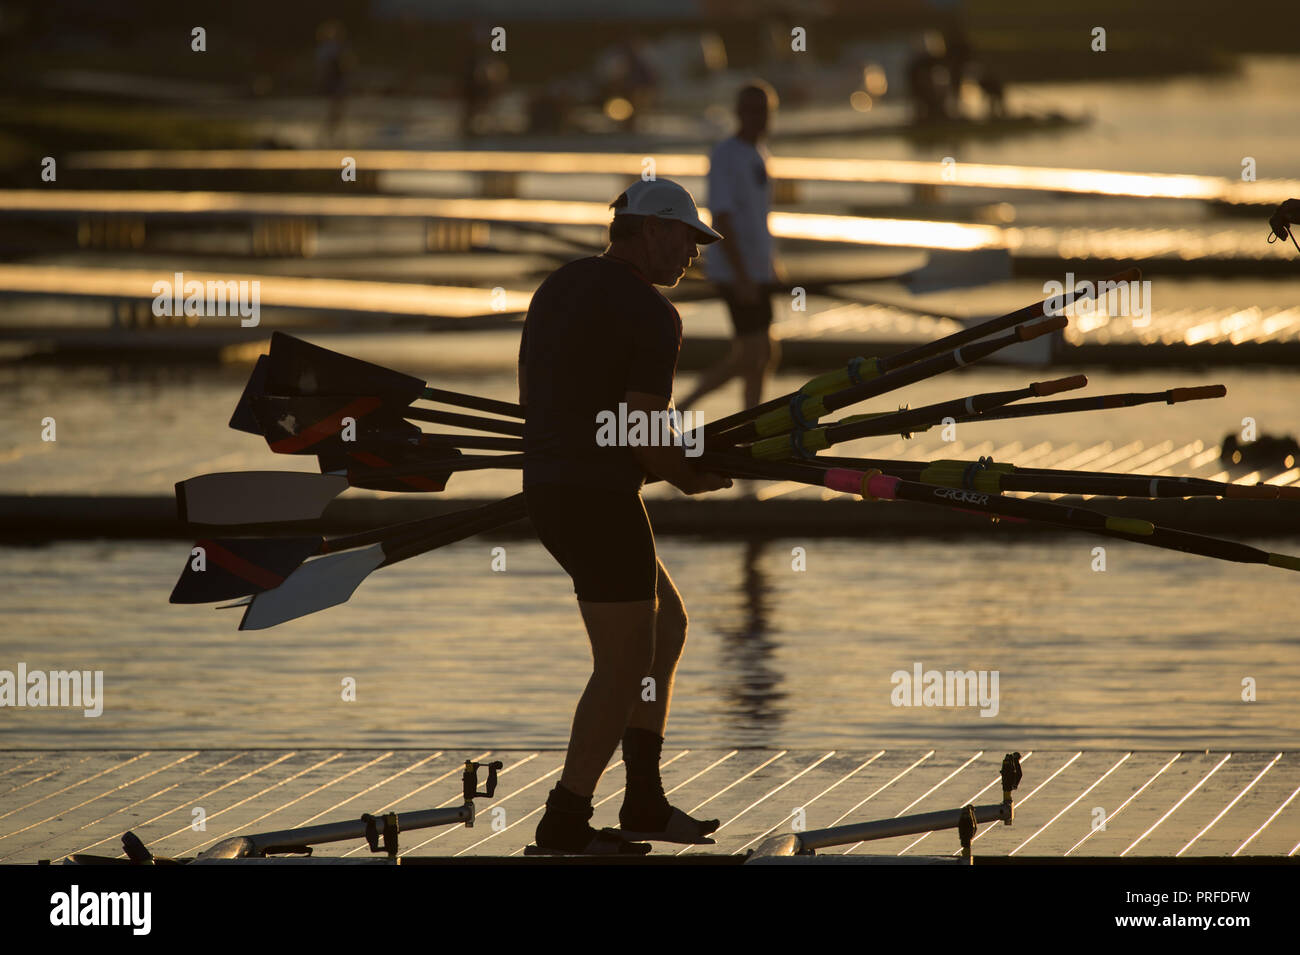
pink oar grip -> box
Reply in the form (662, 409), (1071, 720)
(867, 474), (900, 500)
(825, 468), (864, 494)
(824, 469), (899, 500)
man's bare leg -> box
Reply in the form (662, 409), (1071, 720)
(557, 598), (656, 797)
(626, 560), (688, 735)
(617, 561), (720, 839)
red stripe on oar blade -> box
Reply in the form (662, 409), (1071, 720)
(200, 540), (287, 590)
(349, 450), (445, 491)
(269, 396), (384, 454)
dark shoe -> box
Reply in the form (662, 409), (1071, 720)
(532, 798), (651, 855)
(525, 827), (652, 856)
(615, 805), (719, 844)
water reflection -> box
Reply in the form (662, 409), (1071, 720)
(712, 540), (788, 745)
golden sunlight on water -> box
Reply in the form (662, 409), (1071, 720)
(1, 535), (1296, 750)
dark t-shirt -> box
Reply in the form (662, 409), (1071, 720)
(518, 255), (682, 490)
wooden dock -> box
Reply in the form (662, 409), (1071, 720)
(0, 190), (1290, 272)
(4, 749), (1297, 864)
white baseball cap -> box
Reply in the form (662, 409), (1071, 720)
(610, 178), (724, 244)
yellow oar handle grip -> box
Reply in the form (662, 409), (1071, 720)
(750, 428), (830, 461)
(799, 357), (879, 397)
(1104, 517), (1155, 536)
(751, 395), (829, 438)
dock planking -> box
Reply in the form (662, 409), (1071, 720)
(2, 749), (1297, 864)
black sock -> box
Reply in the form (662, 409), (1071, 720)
(548, 783), (592, 813)
(621, 728), (670, 828)
(535, 784), (596, 848)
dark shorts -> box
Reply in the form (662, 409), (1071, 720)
(717, 284), (774, 336)
(525, 483), (658, 602)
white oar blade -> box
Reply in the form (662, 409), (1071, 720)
(177, 471), (349, 524)
(239, 544), (386, 630)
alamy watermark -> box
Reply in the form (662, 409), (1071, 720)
(151, 271), (260, 327)
(595, 403), (703, 457)
(0, 663), (103, 717)
(1043, 271), (1152, 327)
(50, 885), (150, 935)
(891, 662), (999, 717)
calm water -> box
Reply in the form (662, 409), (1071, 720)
(2, 58), (1299, 752)
(1, 532), (1298, 750)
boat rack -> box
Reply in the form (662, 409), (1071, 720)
(56, 759), (503, 866)
(52, 753), (1023, 864)
(749, 752), (1022, 863)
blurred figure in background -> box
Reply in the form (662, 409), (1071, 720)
(315, 20), (354, 144)
(906, 31), (950, 123)
(679, 81), (781, 415)
(596, 39), (659, 131)
(459, 22), (508, 138)
(942, 27), (973, 120)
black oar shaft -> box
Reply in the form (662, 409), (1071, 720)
(346, 454), (524, 482)
(824, 376), (1084, 444)
(401, 406), (524, 436)
(744, 376), (1084, 459)
(872, 266), (1136, 370)
(381, 494), (529, 566)
(324, 493), (527, 556)
(421, 387), (523, 419)
(423, 434), (523, 451)
(715, 317), (1066, 448)
(702, 455), (1299, 570)
(811, 456), (1274, 500)
(697, 269), (1131, 440)
(965, 385), (1226, 424)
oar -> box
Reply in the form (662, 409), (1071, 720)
(235, 494), (531, 629)
(264, 331), (524, 418)
(176, 454), (524, 525)
(742, 375), (1087, 459)
(960, 385), (1227, 424)
(697, 267), (1135, 440)
(712, 316), (1068, 448)
(811, 456), (1287, 500)
(249, 395), (523, 456)
(775, 382), (1228, 449)
(171, 494), (528, 604)
(701, 455), (1300, 572)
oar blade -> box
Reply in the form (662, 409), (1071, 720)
(170, 536), (324, 604)
(320, 441), (462, 492)
(267, 332), (426, 405)
(238, 544), (386, 630)
(176, 472), (350, 524)
(229, 355), (271, 435)
(251, 395), (415, 456)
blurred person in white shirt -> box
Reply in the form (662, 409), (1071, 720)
(679, 81), (783, 413)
